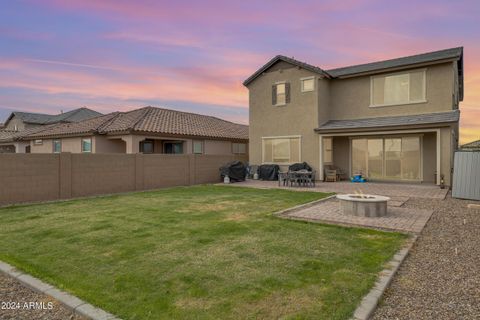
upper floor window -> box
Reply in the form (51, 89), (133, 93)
(301, 77), (315, 92)
(371, 69), (426, 107)
(232, 143), (246, 154)
(272, 82), (290, 106)
(262, 136), (300, 164)
(53, 139), (61, 153)
(82, 138), (92, 153)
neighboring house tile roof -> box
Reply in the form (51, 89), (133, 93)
(315, 110), (460, 133)
(461, 139), (480, 150)
(243, 55), (331, 86)
(5, 107), (102, 125)
(326, 47), (463, 77)
(22, 107), (249, 141)
(44, 107), (103, 124)
(0, 124), (58, 143)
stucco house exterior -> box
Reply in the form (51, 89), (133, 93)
(244, 47), (463, 186)
(0, 107), (102, 153)
(19, 106), (249, 156)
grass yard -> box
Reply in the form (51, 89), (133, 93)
(0, 185), (406, 319)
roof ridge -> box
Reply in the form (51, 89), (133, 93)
(94, 112), (122, 133)
(143, 106), (248, 127)
(326, 47), (463, 72)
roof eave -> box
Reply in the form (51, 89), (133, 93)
(314, 121), (458, 134)
(243, 55), (330, 87)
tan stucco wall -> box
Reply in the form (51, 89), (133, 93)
(204, 140), (230, 155)
(247, 64), (322, 176)
(329, 62), (455, 120)
(3, 116), (40, 131)
(30, 137), (86, 153)
(94, 136), (125, 153)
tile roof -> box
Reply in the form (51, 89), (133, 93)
(0, 124), (58, 142)
(461, 139), (480, 150)
(44, 107), (103, 124)
(326, 47), (463, 77)
(315, 110), (460, 133)
(5, 107), (102, 125)
(22, 107), (249, 141)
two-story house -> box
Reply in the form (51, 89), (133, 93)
(244, 47), (463, 186)
(0, 107), (102, 153)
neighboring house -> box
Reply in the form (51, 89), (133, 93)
(244, 47), (463, 186)
(460, 139), (480, 151)
(0, 107), (102, 153)
(20, 106), (249, 155)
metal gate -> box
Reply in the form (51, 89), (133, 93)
(452, 151), (480, 200)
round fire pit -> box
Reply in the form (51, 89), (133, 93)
(336, 194), (390, 217)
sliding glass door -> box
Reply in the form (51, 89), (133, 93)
(351, 136), (421, 181)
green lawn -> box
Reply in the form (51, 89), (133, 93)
(0, 185), (406, 319)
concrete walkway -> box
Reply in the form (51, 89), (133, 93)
(231, 180), (449, 199)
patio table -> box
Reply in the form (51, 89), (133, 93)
(279, 170), (315, 187)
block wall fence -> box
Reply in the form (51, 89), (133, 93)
(0, 153), (248, 206)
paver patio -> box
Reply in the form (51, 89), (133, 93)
(225, 180), (441, 233)
(232, 180), (449, 199)
(278, 198), (433, 233)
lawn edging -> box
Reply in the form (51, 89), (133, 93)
(273, 194), (337, 216)
(351, 235), (418, 320)
(0, 260), (120, 320)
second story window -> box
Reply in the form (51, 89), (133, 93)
(301, 77), (315, 92)
(371, 69), (426, 107)
(53, 139), (61, 153)
(272, 82), (290, 106)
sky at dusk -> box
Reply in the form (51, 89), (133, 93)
(0, 0), (479, 143)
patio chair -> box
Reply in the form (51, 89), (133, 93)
(278, 171), (289, 186)
(325, 169), (337, 182)
(325, 165), (346, 181)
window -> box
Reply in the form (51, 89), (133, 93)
(164, 142), (183, 154)
(351, 137), (421, 181)
(140, 139), (154, 153)
(301, 77), (315, 92)
(262, 137), (300, 164)
(53, 140), (61, 153)
(33, 139), (43, 145)
(193, 140), (203, 154)
(371, 69), (426, 107)
(81, 138), (92, 153)
(232, 143), (246, 154)
(272, 82), (290, 106)
(323, 137), (333, 163)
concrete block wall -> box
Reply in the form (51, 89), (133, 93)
(0, 153), (249, 206)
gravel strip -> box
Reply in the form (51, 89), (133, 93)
(0, 273), (86, 320)
(372, 195), (480, 319)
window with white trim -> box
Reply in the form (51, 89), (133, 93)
(301, 77), (315, 92)
(53, 139), (61, 153)
(82, 138), (92, 153)
(262, 137), (300, 164)
(371, 69), (426, 107)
